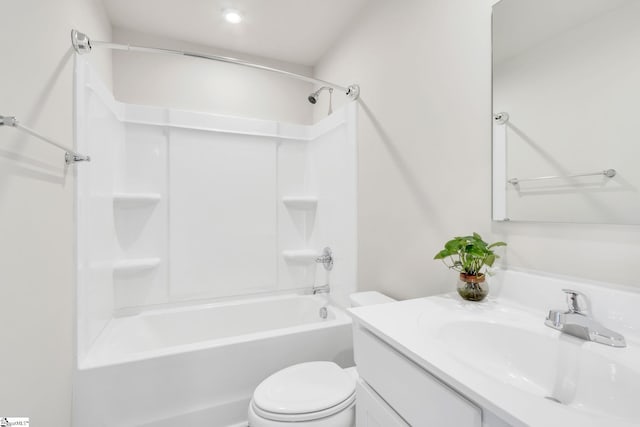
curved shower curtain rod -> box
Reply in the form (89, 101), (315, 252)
(71, 29), (360, 100)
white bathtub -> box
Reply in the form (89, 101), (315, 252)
(73, 294), (353, 427)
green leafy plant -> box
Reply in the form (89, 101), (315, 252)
(433, 233), (506, 276)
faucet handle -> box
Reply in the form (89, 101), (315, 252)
(562, 289), (590, 315)
(315, 247), (334, 271)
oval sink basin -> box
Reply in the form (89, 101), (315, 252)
(438, 321), (640, 424)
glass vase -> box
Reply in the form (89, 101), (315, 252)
(457, 273), (488, 302)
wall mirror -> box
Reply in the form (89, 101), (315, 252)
(492, 0), (640, 224)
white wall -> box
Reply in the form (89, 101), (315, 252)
(169, 129), (278, 301)
(112, 27), (315, 125)
(314, 0), (640, 299)
(494, 1), (640, 224)
(307, 105), (358, 309)
(0, 1), (112, 425)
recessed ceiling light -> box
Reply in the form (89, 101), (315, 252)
(223, 9), (243, 24)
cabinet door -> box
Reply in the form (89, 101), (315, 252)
(355, 326), (482, 427)
(356, 379), (409, 427)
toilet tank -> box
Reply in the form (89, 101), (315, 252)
(349, 291), (395, 307)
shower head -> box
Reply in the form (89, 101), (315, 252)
(308, 87), (333, 104)
(308, 87), (334, 115)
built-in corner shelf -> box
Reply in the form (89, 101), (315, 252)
(113, 193), (161, 208)
(113, 257), (161, 274)
(282, 250), (320, 264)
(282, 196), (318, 210)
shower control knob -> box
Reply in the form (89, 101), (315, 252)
(315, 247), (334, 271)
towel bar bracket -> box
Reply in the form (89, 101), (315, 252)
(65, 152), (91, 165)
(0, 116), (17, 127)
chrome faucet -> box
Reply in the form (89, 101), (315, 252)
(312, 284), (330, 295)
(313, 247), (332, 295)
(545, 289), (626, 348)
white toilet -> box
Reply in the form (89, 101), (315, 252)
(248, 291), (395, 427)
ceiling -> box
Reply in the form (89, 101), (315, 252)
(102, 0), (370, 66)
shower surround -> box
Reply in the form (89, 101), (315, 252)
(73, 58), (357, 426)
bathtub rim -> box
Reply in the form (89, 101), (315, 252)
(112, 288), (331, 318)
(80, 293), (351, 370)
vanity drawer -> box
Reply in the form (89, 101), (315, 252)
(356, 379), (409, 427)
(354, 326), (482, 427)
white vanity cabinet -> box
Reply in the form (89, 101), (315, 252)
(354, 324), (513, 427)
(350, 271), (640, 427)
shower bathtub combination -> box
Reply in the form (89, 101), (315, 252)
(73, 47), (357, 426)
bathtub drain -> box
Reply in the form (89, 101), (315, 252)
(319, 307), (328, 319)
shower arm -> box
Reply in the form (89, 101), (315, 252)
(71, 30), (361, 100)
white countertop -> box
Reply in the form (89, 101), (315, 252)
(349, 271), (640, 427)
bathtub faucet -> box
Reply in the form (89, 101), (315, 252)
(312, 284), (330, 295)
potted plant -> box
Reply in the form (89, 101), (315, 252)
(433, 233), (506, 301)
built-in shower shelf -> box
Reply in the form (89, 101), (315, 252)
(113, 193), (161, 208)
(282, 250), (321, 264)
(113, 258), (161, 274)
(282, 196), (318, 210)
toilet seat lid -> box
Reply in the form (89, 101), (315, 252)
(253, 361), (356, 415)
